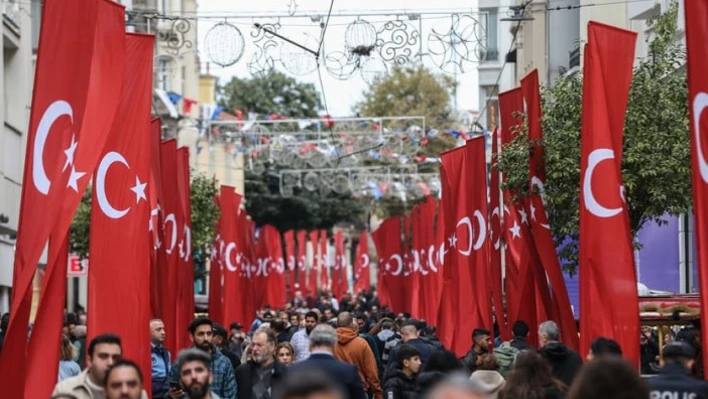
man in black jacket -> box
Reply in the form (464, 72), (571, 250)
(383, 345), (421, 399)
(236, 327), (287, 399)
(538, 320), (582, 387)
(649, 342), (708, 398)
(460, 328), (491, 374)
(289, 324), (366, 399)
(509, 321), (534, 351)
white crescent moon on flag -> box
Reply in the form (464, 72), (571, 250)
(164, 213), (177, 254)
(491, 207), (501, 250)
(182, 225), (192, 260)
(531, 176), (551, 229)
(416, 249), (429, 275)
(428, 244), (439, 273)
(693, 92), (708, 183)
(361, 253), (370, 268)
(96, 151), (130, 220)
(583, 149), (622, 218)
(473, 210), (487, 250)
(388, 254), (403, 276)
(456, 216), (474, 256)
(34, 100), (73, 195)
(224, 242), (237, 272)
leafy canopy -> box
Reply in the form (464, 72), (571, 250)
(497, 1), (689, 273)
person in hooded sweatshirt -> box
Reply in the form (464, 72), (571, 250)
(383, 345), (421, 399)
(335, 312), (383, 399)
(469, 355), (505, 399)
(538, 321), (582, 387)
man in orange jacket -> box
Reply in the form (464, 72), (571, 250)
(334, 312), (383, 399)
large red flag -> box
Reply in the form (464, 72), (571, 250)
(86, 33), (153, 390)
(220, 186), (242, 327)
(333, 231), (347, 298)
(0, 0), (125, 392)
(686, 0), (708, 377)
(579, 22), (639, 366)
(521, 69), (579, 350)
(284, 230), (296, 297)
(320, 230), (329, 290)
(403, 215), (417, 315)
(307, 231), (319, 294)
(411, 198), (436, 320)
(209, 194), (223, 324)
(176, 147), (195, 350)
(440, 145), (485, 355)
(466, 137), (494, 334)
(237, 211), (254, 325)
(353, 232), (371, 294)
(160, 140), (180, 354)
(266, 227), (287, 308)
(372, 218), (404, 310)
(149, 118), (166, 318)
(489, 131), (509, 341)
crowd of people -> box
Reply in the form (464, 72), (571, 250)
(1, 289), (708, 399)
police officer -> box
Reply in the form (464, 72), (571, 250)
(648, 341), (708, 399)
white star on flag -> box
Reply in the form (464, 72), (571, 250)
(448, 234), (458, 248)
(62, 135), (78, 172)
(519, 208), (529, 224)
(130, 176), (148, 203)
(509, 221), (521, 239)
(530, 203), (537, 221)
(67, 166), (86, 192)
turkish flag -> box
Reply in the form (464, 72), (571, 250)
(149, 118), (166, 318)
(159, 139), (180, 354)
(284, 230), (296, 297)
(266, 227), (287, 308)
(579, 22), (639, 366)
(176, 147), (195, 350)
(86, 33), (153, 390)
(489, 130), (509, 341)
(237, 211), (254, 325)
(209, 194), (223, 324)
(686, 0), (708, 377)
(220, 186), (242, 327)
(372, 218), (404, 310)
(521, 69), (579, 350)
(0, 0), (125, 389)
(466, 137), (494, 334)
(320, 230), (329, 290)
(411, 197), (438, 320)
(402, 215), (416, 315)
(333, 232), (346, 298)
(353, 232), (371, 295)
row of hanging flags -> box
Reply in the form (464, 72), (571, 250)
(207, 189), (373, 331)
(0, 0), (201, 397)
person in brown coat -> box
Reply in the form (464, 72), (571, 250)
(334, 312), (383, 399)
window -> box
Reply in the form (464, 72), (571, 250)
(31, 0), (43, 50)
(481, 8), (499, 62)
(157, 58), (170, 91)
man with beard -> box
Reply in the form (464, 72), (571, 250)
(167, 317), (237, 399)
(54, 334), (148, 399)
(105, 359), (147, 399)
(176, 348), (222, 399)
(236, 327), (287, 399)
(460, 329), (491, 375)
(290, 311), (318, 362)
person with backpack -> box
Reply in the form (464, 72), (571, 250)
(491, 320), (531, 377)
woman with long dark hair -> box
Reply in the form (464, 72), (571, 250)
(499, 350), (566, 399)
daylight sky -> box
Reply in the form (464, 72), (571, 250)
(194, 0), (481, 118)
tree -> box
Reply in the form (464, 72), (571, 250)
(69, 171), (221, 262)
(218, 71), (322, 118)
(497, 2), (689, 273)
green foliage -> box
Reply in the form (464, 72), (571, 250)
(244, 170), (366, 231)
(218, 70), (322, 118)
(357, 65), (457, 129)
(497, 1), (689, 273)
(69, 172), (221, 260)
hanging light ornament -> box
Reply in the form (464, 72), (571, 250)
(345, 20), (377, 56)
(204, 22), (245, 67)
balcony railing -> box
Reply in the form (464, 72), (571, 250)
(569, 47), (580, 69)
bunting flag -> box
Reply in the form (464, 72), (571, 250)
(319, 230), (328, 290)
(220, 185), (242, 327)
(489, 130), (509, 341)
(308, 230), (319, 294)
(159, 139), (180, 355)
(579, 22), (639, 366)
(686, 0), (708, 376)
(85, 34), (153, 393)
(521, 69), (579, 350)
(353, 231), (371, 294)
(284, 230), (295, 297)
(0, 0), (125, 392)
(466, 137), (494, 333)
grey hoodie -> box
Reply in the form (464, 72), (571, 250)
(469, 370), (505, 399)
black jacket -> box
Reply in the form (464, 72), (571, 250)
(386, 339), (439, 378)
(416, 371), (446, 397)
(649, 363), (708, 399)
(540, 342), (582, 387)
(221, 347), (242, 374)
(460, 349), (485, 375)
(235, 360), (287, 399)
(510, 338), (534, 351)
(383, 370), (419, 399)
(289, 353), (366, 399)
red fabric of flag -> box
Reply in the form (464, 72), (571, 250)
(579, 22), (639, 366)
(159, 139), (180, 354)
(0, 0), (125, 390)
(686, 0), (708, 377)
(353, 231), (371, 295)
(319, 230), (328, 290)
(176, 147), (195, 351)
(333, 232), (346, 298)
(284, 230), (296, 298)
(371, 218), (403, 310)
(307, 231), (319, 294)
(489, 130), (509, 341)
(86, 33), (153, 391)
(220, 186), (242, 327)
(149, 118), (165, 317)
(521, 69), (579, 350)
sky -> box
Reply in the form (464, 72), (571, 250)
(195, 0), (481, 117)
